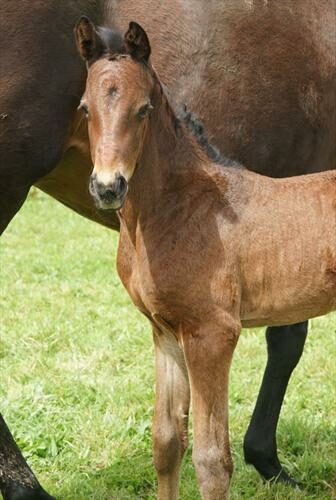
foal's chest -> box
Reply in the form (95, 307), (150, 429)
(116, 221), (217, 327)
(116, 227), (171, 321)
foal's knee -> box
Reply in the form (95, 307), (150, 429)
(193, 446), (233, 489)
(153, 431), (180, 474)
(153, 413), (188, 474)
(153, 429), (187, 475)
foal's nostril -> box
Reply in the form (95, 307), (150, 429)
(89, 175), (97, 196)
(114, 175), (128, 196)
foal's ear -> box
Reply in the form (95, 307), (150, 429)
(124, 22), (151, 63)
(74, 16), (104, 64)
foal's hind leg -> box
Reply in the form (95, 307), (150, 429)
(152, 327), (190, 500)
(244, 321), (308, 485)
(182, 316), (240, 499)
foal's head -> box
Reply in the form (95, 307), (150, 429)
(75, 17), (155, 210)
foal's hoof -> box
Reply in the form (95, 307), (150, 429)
(3, 484), (55, 500)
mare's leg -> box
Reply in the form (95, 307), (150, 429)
(182, 316), (240, 499)
(0, 414), (54, 500)
(152, 327), (190, 500)
(244, 321), (308, 485)
(0, 194), (55, 500)
(0, 187), (30, 234)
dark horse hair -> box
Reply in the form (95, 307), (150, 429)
(177, 105), (242, 169)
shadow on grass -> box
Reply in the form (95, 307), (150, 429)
(51, 415), (336, 499)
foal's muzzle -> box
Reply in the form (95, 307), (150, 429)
(89, 173), (128, 210)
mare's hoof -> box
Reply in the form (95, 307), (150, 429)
(267, 468), (301, 488)
(3, 484), (55, 500)
(244, 446), (300, 488)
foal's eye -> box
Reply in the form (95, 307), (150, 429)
(137, 103), (153, 119)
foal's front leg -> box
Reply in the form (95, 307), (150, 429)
(152, 327), (190, 500)
(182, 316), (240, 500)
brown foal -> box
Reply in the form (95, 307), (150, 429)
(75, 19), (336, 499)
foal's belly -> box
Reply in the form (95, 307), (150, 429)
(240, 276), (336, 328)
(241, 302), (336, 328)
(238, 200), (336, 328)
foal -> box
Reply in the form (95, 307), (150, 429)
(75, 20), (336, 499)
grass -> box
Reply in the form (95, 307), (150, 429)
(0, 190), (335, 499)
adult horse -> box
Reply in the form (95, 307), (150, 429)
(0, 1), (335, 498)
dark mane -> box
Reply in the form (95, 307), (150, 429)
(178, 106), (242, 169)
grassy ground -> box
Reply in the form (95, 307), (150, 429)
(0, 190), (335, 499)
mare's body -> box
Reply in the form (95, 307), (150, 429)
(78, 23), (336, 498)
(0, 1), (335, 498)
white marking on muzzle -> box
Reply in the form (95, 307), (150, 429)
(93, 168), (118, 186)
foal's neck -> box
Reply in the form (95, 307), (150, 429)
(119, 94), (220, 232)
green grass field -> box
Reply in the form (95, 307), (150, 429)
(0, 190), (335, 499)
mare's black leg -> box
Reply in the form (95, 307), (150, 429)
(0, 187), (30, 234)
(243, 321), (308, 485)
(1, 190), (55, 500)
(0, 415), (55, 500)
